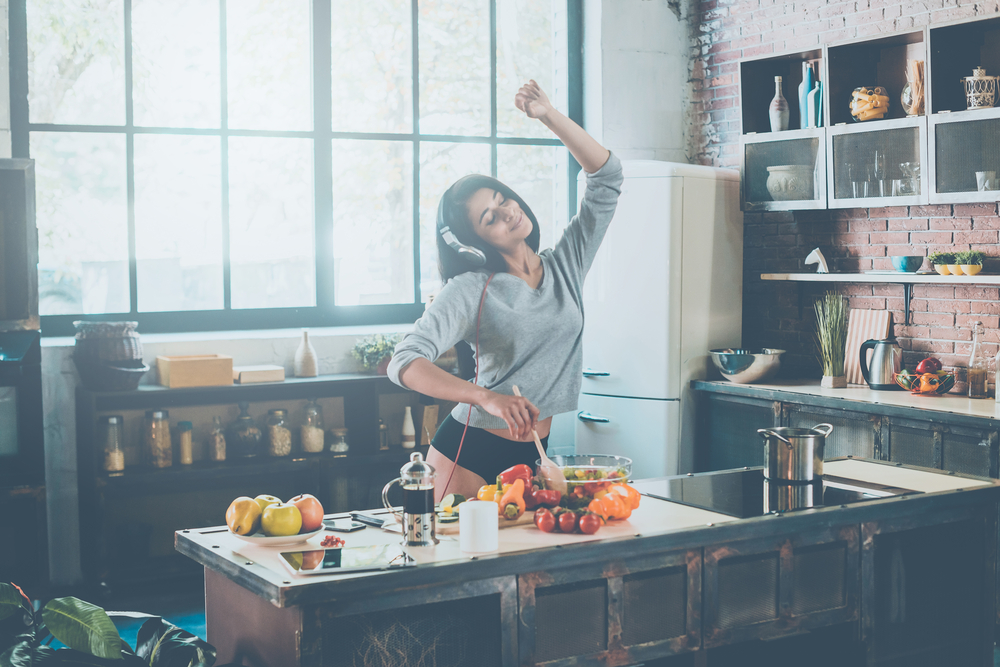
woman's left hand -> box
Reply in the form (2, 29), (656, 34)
(515, 80), (554, 120)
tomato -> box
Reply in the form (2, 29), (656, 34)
(915, 357), (943, 374)
(534, 508), (556, 533)
(578, 513), (602, 535)
(557, 510), (578, 533)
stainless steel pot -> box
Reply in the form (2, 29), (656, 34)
(757, 423), (833, 482)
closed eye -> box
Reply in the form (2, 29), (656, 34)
(480, 191), (504, 226)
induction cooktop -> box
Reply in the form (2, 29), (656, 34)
(633, 468), (921, 518)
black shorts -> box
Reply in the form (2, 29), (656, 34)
(431, 414), (549, 482)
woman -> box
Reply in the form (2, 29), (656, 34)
(387, 80), (623, 501)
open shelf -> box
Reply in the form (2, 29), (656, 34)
(740, 48), (824, 134)
(928, 16), (1000, 114)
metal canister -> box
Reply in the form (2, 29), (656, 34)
(757, 423), (833, 482)
(382, 452), (438, 547)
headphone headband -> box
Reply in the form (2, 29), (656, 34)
(439, 226), (487, 267)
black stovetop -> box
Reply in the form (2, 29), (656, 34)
(634, 468), (921, 518)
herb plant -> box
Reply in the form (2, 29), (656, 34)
(352, 333), (402, 371)
(814, 292), (849, 378)
(927, 251), (955, 265)
(954, 250), (984, 266)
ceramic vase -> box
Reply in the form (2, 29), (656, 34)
(294, 329), (319, 377)
(821, 375), (847, 389)
(401, 406), (416, 449)
(798, 62), (813, 129)
(769, 76), (789, 132)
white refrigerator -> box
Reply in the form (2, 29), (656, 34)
(575, 160), (743, 478)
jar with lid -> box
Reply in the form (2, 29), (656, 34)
(329, 427), (349, 455)
(177, 421), (193, 465)
(145, 410), (172, 468)
(301, 399), (325, 453)
(208, 415), (226, 461)
(378, 418), (389, 451)
(226, 402), (262, 458)
(266, 408), (292, 456)
(969, 321), (989, 398)
(99, 415), (125, 476)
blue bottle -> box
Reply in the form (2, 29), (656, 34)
(798, 62), (813, 129)
(808, 80), (823, 128)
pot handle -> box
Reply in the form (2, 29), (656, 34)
(811, 423), (834, 437)
(757, 428), (791, 444)
(859, 339), (878, 385)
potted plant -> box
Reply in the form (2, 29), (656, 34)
(352, 333), (402, 374)
(954, 250), (984, 276)
(927, 251), (955, 275)
(814, 292), (849, 388)
(0, 581), (229, 666)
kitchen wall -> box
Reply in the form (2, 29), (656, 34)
(689, 0), (1000, 373)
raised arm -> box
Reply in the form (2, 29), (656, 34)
(515, 80), (610, 174)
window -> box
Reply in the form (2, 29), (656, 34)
(12, 0), (581, 335)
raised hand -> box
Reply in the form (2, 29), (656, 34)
(514, 80), (554, 121)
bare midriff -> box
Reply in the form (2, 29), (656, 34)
(484, 416), (552, 441)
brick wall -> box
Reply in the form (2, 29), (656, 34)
(688, 0), (1000, 377)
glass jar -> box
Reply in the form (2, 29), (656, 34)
(209, 415), (226, 462)
(99, 415), (125, 476)
(145, 410), (172, 468)
(378, 418), (389, 451)
(226, 402), (262, 458)
(177, 421), (193, 465)
(969, 321), (989, 398)
(301, 399), (325, 453)
(329, 427), (349, 455)
(266, 408), (292, 456)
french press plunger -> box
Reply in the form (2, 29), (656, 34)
(382, 451), (438, 546)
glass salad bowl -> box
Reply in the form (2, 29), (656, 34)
(539, 454), (632, 503)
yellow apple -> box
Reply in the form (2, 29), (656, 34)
(261, 503), (302, 537)
(254, 494), (281, 515)
(226, 497), (262, 535)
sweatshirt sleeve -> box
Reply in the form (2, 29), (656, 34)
(387, 273), (483, 388)
(552, 152), (624, 279)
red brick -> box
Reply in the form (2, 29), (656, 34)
(913, 285), (956, 299)
(907, 338), (953, 353)
(972, 216), (1000, 230)
(957, 314), (1000, 329)
(956, 286), (1000, 300)
(911, 312), (956, 326)
(869, 231), (910, 244)
(869, 206), (910, 218)
(888, 218), (929, 230)
(928, 326), (972, 341)
(909, 231), (953, 244)
(850, 219), (887, 232)
(832, 208), (869, 220)
(836, 232), (870, 245)
(955, 203), (998, 216)
(929, 217), (973, 230)
(848, 297), (887, 309)
(955, 230), (999, 245)
(910, 205), (952, 217)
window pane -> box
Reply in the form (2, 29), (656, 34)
(134, 135), (223, 311)
(332, 140), (413, 305)
(418, 141), (490, 301)
(498, 145), (569, 252)
(27, 0), (126, 126)
(418, 0), (490, 136)
(331, 0), (412, 133)
(32, 132), (129, 314)
(132, 0), (220, 128)
(496, 0), (569, 139)
(229, 137), (315, 309)
(227, 0), (311, 131)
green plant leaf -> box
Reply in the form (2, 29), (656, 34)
(41, 599), (121, 660)
(33, 647), (147, 666)
(0, 585), (32, 623)
(135, 618), (215, 667)
(1, 642), (55, 667)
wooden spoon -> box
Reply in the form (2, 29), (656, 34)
(512, 386), (568, 496)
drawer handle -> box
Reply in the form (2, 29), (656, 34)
(582, 369), (611, 377)
(578, 411), (611, 423)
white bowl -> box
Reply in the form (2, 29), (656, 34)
(710, 348), (785, 384)
(229, 527), (324, 546)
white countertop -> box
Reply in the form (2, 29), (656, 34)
(702, 379), (1000, 421)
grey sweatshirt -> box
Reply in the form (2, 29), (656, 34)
(388, 152), (624, 429)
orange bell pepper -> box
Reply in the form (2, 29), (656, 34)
(588, 498), (609, 520)
(598, 492), (627, 521)
(609, 484), (641, 510)
(499, 478), (526, 520)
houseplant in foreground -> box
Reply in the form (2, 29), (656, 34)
(352, 333), (402, 374)
(814, 292), (849, 388)
(954, 250), (984, 276)
(927, 251), (955, 275)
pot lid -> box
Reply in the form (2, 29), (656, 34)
(400, 451), (435, 480)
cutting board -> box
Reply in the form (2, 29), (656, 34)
(845, 309), (893, 385)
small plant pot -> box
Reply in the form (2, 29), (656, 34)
(933, 264), (950, 275)
(821, 375), (847, 388)
(961, 264), (983, 276)
(375, 356), (391, 376)
(947, 264), (964, 275)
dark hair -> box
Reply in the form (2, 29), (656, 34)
(436, 174), (540, 282)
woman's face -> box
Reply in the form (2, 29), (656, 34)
(465, 187), (531, 254)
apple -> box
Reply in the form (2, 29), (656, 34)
(225, 497), (262, 535)
(301, 549), (326, 570)
(915, 357), (943, 374)
(261, 503), (302, 537)
(289, 493), (324, 533)
(254, 494), (281, 515)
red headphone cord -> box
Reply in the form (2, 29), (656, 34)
(440, 272), (494, 497)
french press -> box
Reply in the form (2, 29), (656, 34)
(382, 451), (438, 546)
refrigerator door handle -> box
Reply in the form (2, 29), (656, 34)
(577, 411), (611, 423)
(582, 369), (611, 377)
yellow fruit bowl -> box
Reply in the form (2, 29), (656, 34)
(229, 526), (324, 546)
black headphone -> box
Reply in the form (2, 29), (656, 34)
(439, 225), (487, 267)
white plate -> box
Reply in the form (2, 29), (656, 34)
(229, 527), (324, 546)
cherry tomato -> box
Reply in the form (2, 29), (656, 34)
(578, 513), (602, 535)
(557, 511), (578, 533)
(534, 508), (556, 533)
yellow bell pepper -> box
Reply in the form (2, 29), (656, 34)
(477, 484), (497, 501)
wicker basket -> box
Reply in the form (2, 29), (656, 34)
(75, 356), (149, 392)
(73, 321), (143, 363)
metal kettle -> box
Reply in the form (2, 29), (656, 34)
(860, 337), (903, 390)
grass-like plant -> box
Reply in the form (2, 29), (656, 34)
(954, 250), (984, 265)
(814, 292), (849, 378)
(927, 251), (955, 265)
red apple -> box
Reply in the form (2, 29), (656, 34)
(301, 549), (326, 570)
(289, 493), (324, 533)
(915, 357), (943, 374)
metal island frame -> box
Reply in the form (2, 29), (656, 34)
(175, 458), (1000, 667)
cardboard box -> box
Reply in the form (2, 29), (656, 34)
(233, 365), (285, 384)
(156, 355), (233, 388)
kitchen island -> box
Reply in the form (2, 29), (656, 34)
(176, 459), (999, 667)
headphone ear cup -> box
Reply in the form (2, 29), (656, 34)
(439, 226), (487, 267)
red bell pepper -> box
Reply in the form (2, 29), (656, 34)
(499, 464), (533, 488)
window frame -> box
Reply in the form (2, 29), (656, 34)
(10, 0), (584, 337)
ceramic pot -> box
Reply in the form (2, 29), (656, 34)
(766, 165), (814, 201)
(294, 329), (319, 377)
(821, 375), (847, 388)
(947, 264), (964, 275)
(376, 356), (391, 375)
(933, 264), (950, 276)
(961, 264), (983, 276)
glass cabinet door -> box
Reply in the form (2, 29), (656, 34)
(930, 111), (1000, 203)
(741, 130), (825, 211)
(828, 121), (926, 208)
